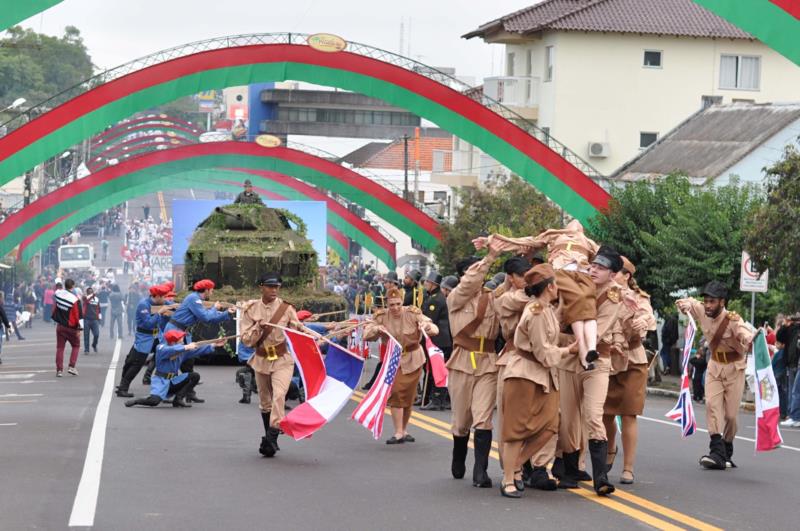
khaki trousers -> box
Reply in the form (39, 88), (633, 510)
(705, 359), (746, 441)
(496, 365), (506, 462)
(558, 359), (610, 451)
(254, 356), (294, 428)
(448, 368), (498, 436)
(532, 431), (557, 467)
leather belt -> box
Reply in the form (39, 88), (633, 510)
(712, 350), (743, 364)
(552, 242), (591, 258)
(155, 370), (180, 379)
(168, 319), (188, 331)
(137, 326), (159, 336)
(454, 336), (497, 354)
(256, 341), (288, 360)
(597, 342), (612, 358)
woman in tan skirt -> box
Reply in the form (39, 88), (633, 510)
(500, 264), (576, 498)
(602, 257), (656, 484)
(363, 287), (438, 445)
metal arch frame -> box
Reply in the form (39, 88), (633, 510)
(1, 142), (431, 257)
(0, 32), (601, 180)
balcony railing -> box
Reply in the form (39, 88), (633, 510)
(483, 76), (540, 109)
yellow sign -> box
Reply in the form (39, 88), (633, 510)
(256, 135), (282, 148)
(307, 33), (347, 53)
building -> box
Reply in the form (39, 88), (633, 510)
(612, 101), (800, 185)
(463, 0), (800, 176)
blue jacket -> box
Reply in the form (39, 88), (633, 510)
(133, 297), (162, 354)
(149, 342), (215, 399)
(164, 291), (231, 341)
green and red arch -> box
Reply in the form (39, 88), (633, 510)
(89, 136), (196, 170)
(2, 142), (425, 259)
(0, 41), (610, 224)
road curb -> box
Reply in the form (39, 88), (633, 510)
(647, 386), (755, 411)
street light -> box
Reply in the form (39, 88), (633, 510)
(1, 98), (26, 113)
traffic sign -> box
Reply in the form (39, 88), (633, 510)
(740, 251), (768, 292)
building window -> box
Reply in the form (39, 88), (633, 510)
(643, 50), (662, 68)
(506, 52), (515, 76)
(433, 191), (447, 202)
(720, 54), (760, 90)
(639, 132), (658, 149)
(544, 46), (554, 82)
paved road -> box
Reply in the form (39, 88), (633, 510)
(1, 323), (799, 530)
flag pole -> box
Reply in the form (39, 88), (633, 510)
(261, 322), (365, 361)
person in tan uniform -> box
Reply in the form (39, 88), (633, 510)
(447, 239), (503, 488)
(474, 220), (601, 370)
(603, 256), (657, 484)
(555, 246), (623, 495)
(240, 272), (305, 458)
(494, 257), (532, 466)
(677, 280), (754, 470)
(500, 264), (577, 498)
(363, 287), (438, 444)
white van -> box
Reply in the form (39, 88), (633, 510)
(58, 244), (94, 271)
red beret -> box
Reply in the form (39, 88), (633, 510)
(297, 310), (313, 321)
(193, 279), (215, 291)
(163, 281), (175, 290)
(164, 329), (186, 344)
(166, 291), (177, 299)
(149, 285), (167, 297)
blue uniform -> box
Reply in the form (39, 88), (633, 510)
(164, 291), (231, 341)
(150, 342), (215, 399)
(133, 297), (162, 354)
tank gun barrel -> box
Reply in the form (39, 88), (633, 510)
(214, 207), (257, 230)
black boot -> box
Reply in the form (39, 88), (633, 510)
(472, 429), (493, 488)
(259, 413), (276, 457)
(142, 360), (154, 386)
(451, 435), (469, 479)
(589, 439), (615, 496)
(125, 395), (162, 407)
(699, 434), (727, 470)
(725, 440), (737, 468)
(557, 451), (580, 489)
(239, 391), (251, 404)
(265, 427), (281, 457)
(521, 460), (534, 485)
(172, 395), (191, 408)
(526, 466), (558, 491)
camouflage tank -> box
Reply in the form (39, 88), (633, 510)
(185, 203), (317, 289)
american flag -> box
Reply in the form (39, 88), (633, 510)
(351, 335), (402, 439)
(665, 314), (697, 437)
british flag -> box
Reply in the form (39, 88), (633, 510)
(351, 335), (402, 439)
(665, 315), (697, 437)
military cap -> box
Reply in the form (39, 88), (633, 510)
(406, 269), (423, 283)
(193, 279), (215, 291)
(591, 245), (623, 273)
(425, 270), (443, 285)
(385, 272), (401, 286)
(258, 272), (282, 286)
(621, 256), (636, 275)
(164, 329), (187, 344)
(524, 263), (555, 286)
(492, 272), (506, 285)
(441, 275), (459, 290)
(700, 280), (729, 300)
(456, 256), (480, 278)
(244, 179), (253, 186)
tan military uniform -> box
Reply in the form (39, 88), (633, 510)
(241, 297), (302, 428)
(494, 284), (530, 461)
(604, 289), (657, 416)
(363, 306), (437, 408)
(678, 299), (754, 440)
(559, 282), (623, 451)
(502, 299), (569, 442)
(446, 256), (501, 436)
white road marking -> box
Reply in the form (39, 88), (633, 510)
(0, 370), (50, 374)
(0, 393), (43, 398)
(0, 380), (55, 384)
(0, 423), (18, 426)
(639, 415), (800, 452)
(0, 374), (35, 380)
(68, 338), (122, 528)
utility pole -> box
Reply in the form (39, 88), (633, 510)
(403, 134), (409, 201)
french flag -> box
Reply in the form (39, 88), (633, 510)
(280, 329), (364, 441)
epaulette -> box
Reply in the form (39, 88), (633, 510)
(607, 286), (621, 304)
(408, 306), (421, 314)
(372, 308), (387, 318)
(527, 300), (544, 315)
(727, 311), (740, 321)
(242, 300), (258, 312)
(494, 285), (507, 297)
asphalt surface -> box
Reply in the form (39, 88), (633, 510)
(1, 322), (799, 531)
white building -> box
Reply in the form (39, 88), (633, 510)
(612, 102), (800, 186)
(462, 0), (800, 176)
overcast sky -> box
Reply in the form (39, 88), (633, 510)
(20, 0), (530, 82)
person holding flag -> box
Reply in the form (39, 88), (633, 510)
(239, 273), (308, 457)
(677, 280), (754, 470)
(420, 270), (451, 411)
(362, 287), (438, 445)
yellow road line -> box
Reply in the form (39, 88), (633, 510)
(350, 391), (716, 530)
(157, 191), (167, 221)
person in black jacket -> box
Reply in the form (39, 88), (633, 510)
(0, 302), (12, 365)
(420, 271), (452, 410)
(689, 347), (708, 402)
(660, 312), (679, 375)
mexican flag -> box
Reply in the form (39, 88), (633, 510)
(750, 330), (783, 452)
(692, 0), (800, 67)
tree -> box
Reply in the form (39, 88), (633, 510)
(434, 175), (562, 274)
(0, 25), (93, 112)
(744, 144), (800, 309)
(588, 174), (763, 313)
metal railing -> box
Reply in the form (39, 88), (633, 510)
(0, 32), (604, 182)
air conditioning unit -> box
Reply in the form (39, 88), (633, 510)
(587, 141), (610, 158)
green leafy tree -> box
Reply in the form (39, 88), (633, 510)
(0, 25), (93, 112)
(435, 175), (562, 274)
(744, 144), (800, 309)
(588, 174), (763, 313)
